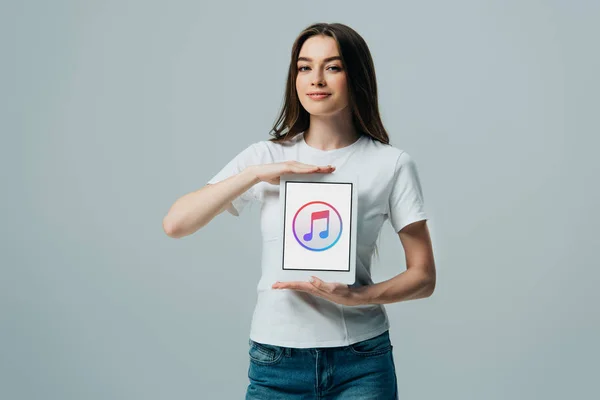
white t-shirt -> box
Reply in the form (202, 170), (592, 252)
(207, 132), (428, 348)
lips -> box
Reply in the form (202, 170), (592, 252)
(307, 93), (331, 99)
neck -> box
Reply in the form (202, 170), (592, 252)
(303, 106), (361, 151)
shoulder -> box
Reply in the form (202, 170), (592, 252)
(361, 136), (413, 168)
(237, 138), (283, 159)
(250, 135), (302, 159)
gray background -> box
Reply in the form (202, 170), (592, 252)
(2, 0), (598, 399)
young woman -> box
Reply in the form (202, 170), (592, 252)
(163, 22), (436, 400)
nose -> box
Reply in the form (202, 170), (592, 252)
(311, 70), (326, 87)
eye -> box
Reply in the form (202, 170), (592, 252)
(297, 65), (342, 72)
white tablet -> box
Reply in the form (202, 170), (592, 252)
(276, 173), (358, 285)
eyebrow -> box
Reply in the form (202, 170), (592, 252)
(297, 56), (342, 63)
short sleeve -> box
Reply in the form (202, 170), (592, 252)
(206, 142), (263, 216)
(388, 151), (428, 232)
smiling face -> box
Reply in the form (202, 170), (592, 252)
(295, 35), (349, 117)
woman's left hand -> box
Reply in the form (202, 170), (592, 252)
(272, 276), (363, 306)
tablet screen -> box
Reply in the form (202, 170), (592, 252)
(282, 181), (353, 272)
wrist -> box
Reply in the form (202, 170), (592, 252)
(352, 285), (375, 305)
(242, 166), (261, 185)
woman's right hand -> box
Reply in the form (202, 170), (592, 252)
(248, 161), (336, 185)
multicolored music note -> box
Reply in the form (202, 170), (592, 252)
(292, 201), (342, 252)
(303, 210), (330, 241)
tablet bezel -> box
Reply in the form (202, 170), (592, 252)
(276, 173), (357, 285)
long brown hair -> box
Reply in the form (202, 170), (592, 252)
(269, 22), (390, 146)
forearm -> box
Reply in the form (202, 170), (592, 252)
(162, 167), (259, 238)
(354, 268), (435, 305)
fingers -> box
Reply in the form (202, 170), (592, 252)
(290, 163), (335, 174)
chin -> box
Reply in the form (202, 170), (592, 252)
(301, 102), (345, 116)
(306, 107), (344, 117)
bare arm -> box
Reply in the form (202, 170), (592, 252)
(271, 220), (435, 306)
(355, 220), (436, 304)
(162, 167), (259, 238)
(162, 161), (336, 239)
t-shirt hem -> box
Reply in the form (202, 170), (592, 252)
(249, 322), (391, 349)
(394, 212), (428, 233)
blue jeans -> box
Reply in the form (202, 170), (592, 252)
(246, 330), (398, 399)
